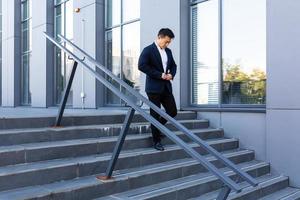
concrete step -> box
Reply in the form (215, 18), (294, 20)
(0, 128), (223, 166)
(0, 109), (293, 200)
(281, 191), (300, 200)
(0, 119), (209, 146)
(0, 138), (244, 192)
(0, 111), (197, 130)
(0, 151), (259, 200)
(186, 175), (289, 200)
(96, 161), (271, 200)
(258, 187), (300, 200)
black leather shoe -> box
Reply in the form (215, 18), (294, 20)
(154, 142), (165, 151)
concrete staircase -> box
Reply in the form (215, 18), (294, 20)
(0, 111), (299, 200)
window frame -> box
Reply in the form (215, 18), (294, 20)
(104, 0), (140, 106)
(190, 0), (266, 109)
(53, 0), (73, 105)
(20, 0), (32, 106)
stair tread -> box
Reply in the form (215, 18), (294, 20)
(0, 140), (244, 176)
(189, 175), (289, 200)
(0, 118), (208, 134)
(0, 128), (221, 151)
(281, 190), (300, 200)
(0, 111), (294, 200)
(96, 162), (272, 200)
(0, 159), (265, 200)
(258, 187), (300, 200)
(112, 150), (257, 179)
(0, 110), (195, 119)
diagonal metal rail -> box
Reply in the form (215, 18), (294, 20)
(44, 32), (258, 199)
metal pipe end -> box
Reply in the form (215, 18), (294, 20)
(96, 175), (114, 182)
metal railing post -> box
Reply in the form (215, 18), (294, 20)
(98, 107), (135, 180)
(217, 186), (231, 200)
(55, 61), (78, 127)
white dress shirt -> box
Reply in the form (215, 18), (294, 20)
(155, 41), (168, 73)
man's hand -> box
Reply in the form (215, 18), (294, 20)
(162, 73), (173, 80)
(165, 73), (173, 80)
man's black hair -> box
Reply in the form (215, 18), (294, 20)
(158, 28), (175, 39)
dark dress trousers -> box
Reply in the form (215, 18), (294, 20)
(138, 43), (178, 143)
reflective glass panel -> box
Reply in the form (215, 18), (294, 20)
(122, 21), (140, 104)
(192, 0), (219, 105)
(123, 0), (140, 23)
(222, 0), (266, 104)
(106, 28), (121, 105)
(106, 0), (121, 27)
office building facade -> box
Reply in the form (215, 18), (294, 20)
(1, 0), (300, 187)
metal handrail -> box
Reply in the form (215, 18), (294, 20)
(44, 32), (258, 197)
(58, 34), (258, 186)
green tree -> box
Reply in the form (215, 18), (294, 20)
(223, 62), (266, 104)
(223, 63), (249, 82)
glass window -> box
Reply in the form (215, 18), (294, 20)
(21, 0), (32, 105)
(55, 48), (64, 103)
(106, 0), (121, 27)
(122, 21), (140, 103)
(55, 4), (63, 40)
(222, 0), (266, 105)
(21, 54), (31, 105)
(22, 21), (30, 52)
(191, 0), (219, 105)
(191, 0), (266, 106)
(123, 0), (140, 23)
(21, 0), (29, 21)
(54, 0), (73, 105)
(105, 0), (140, 106)
(55, 0), (64, 5)
(106, 28), (121, 105)
(65, 0), (73, 39)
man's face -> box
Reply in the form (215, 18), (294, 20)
(157, 36), (172, 49)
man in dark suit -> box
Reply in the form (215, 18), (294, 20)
(138, 28), (177, 151)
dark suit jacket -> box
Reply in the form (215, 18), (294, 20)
(138, 43), (177, 94)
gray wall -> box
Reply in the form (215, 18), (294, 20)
(198, 112), (266, 161)
(72, 0), (105, 108)
(0, 0), (2, 106)
(2, 0), (21, 106)
(266, 0), (300, 187)
(179, 0), (191, 108)
(2, 0), (55, 108)
(31, 0), (54, 107)
(140, 0), (181, 108)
